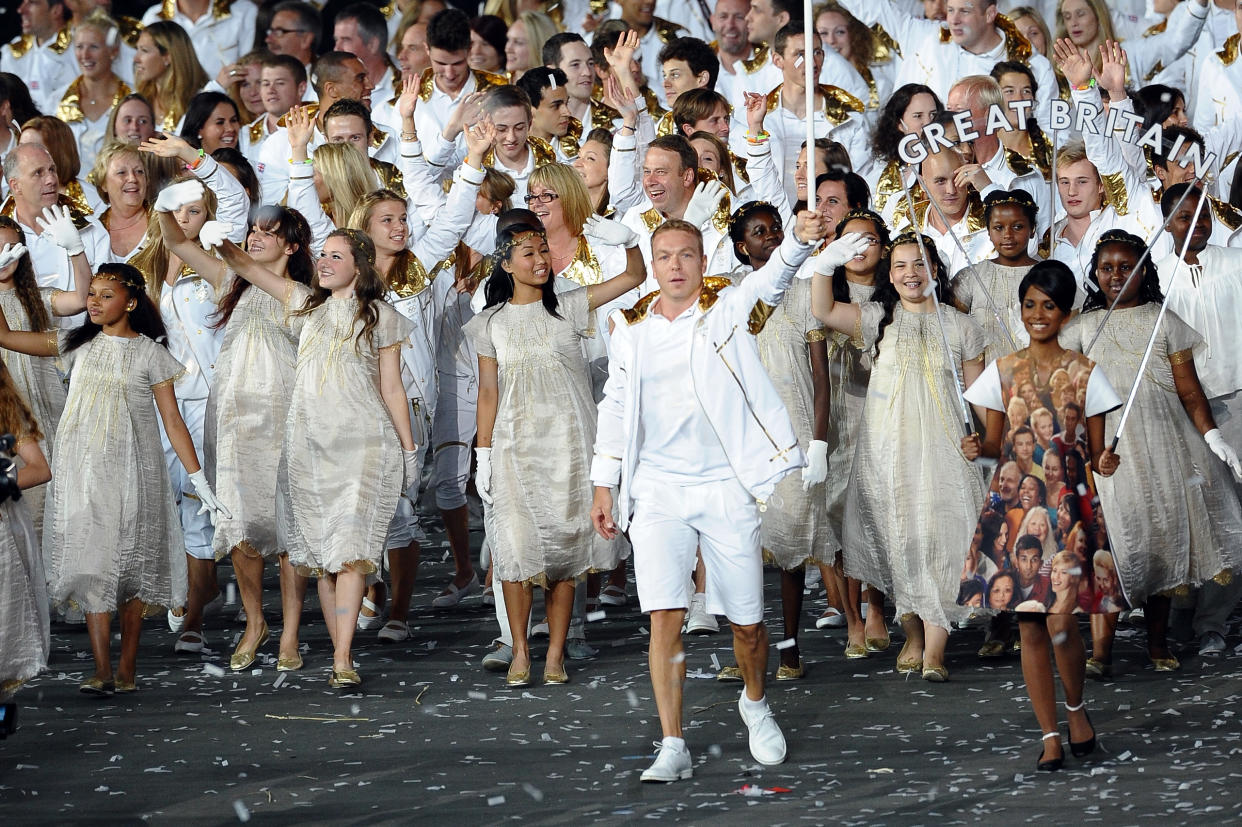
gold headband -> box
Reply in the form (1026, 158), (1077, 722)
(494, 229), (546, 261)
(334, 228), (376, 266)
(93, 269), (145, 292)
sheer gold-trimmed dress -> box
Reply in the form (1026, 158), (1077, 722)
(0, 441), (49, 698)
(842, 304), (988, 630)
(282, 286), (413, 576)
(464, 289), (617, 586)
(0, 289), (66, 537)
(43, 332), (187, 613)
(1062, 307), (1242, 599)
(824, 280), (875, 551)
(206, 274), (299, 561)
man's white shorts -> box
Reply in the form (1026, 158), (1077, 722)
(628, 475), (764, 625)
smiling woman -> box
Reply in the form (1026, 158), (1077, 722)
(180, 91), (241, 155)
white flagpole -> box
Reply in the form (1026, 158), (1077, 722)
(804, 1), (816, 214)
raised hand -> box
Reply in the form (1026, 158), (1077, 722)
(602, 72), (638, 122)
(198, 220), (234, 249)
(286, 104), (315, 152)
(138, 132), (198, 165)
(744, 91), (768, 136)
(583, 215), (639, 249)
(463, 116), (496, 166)
(811, 230), (869, 272)
(35, 205), (85, 256)
(445, 90), (486, 140)
(0, 242), (27, 270)
(1053, 38), (1093, 89)
(1097, 39), (1128, 100)
(153, 179), (206, 213)
(682, 180), (727, 229)
(397, 70), (420, 123)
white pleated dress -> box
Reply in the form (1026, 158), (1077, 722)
(43, 332), (188, 613)
(206, 275), (299, 561)
(282, 287), (412, 576)
(842, 303), (988, 629)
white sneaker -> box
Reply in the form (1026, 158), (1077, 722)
(640, 740), (693, 782)
(738, 695), (787, 766)
(684, 596), (719, 635)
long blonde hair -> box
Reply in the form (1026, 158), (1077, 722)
(315, 143), (379, 227)
(137, 21), (209, 128)
(129, 175), (218, 301)
(1054, 0), (1115, 71)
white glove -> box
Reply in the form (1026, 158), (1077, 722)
(681, 180), (726, 229)
(188, 469), (232, 526)
(34, 205), (84, 256)
(153, 179), (205, 213)
(475, 446), (493, 506)
(1205, 429), (1242, 479)
(583, 214), (639, 249)
(402, 447), (420, 490)
(813, 232), (871, 275)
(198, 220), (234, 249)
(801, 439), (829, 490)
(0, 242), (26, 270)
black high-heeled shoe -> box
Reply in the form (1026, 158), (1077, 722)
(1037, 732), (1063, 771)
(1065, 701), (1096, 757)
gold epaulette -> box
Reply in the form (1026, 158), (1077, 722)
(389, 252), (428, 297)
(474, 69), (509, 90)
(994, 14), (1033, 63)
(639, 207), (663, 231)
(731, 152), (749, 184)
(1211, 196), (1242, 230)
(859, 63), (879, 110)
(1219, 33), (1240, 66)
(55, 77), (85, 123)
(64, 180), (93, 217)
(417, 67), (436, 102)
(821, 84), (864, 122)
(560, 236), (603, 286)
(6, 34), (34, 59)
(371, 159), (405, 198)
(379, 0), (395, 18)
(247, 116), (265, 144)
(698, 276), (730, 311)
(1101, 171), (1128, 215)
(642, 85), (666, 119)
(277, 102), (319, 127)
(1005, 149), (1034, 177)
(50, 24), (71, 54)
(529, 136), (557, 167)
(559, 117), (582, 158)
(653, 17), (685, 44)
(765, 85), (781, 112)
(369, 127), (387, 150)
(161, 0), (235, 20)
(748, 300), (775, 334)
(965, 194), (986, 233)
(117, 16), (143, 47)
(0, 195), (88, 226)
(742, 43), (769, 74)
(589, 85), (621, 130)
(871, 24), (900, 61)
(621, 289), (659, 324)
(1037, 226), (1052, 259)
(1030, 125), (1053, 179)
(1144, 19), (1169, 36)
(655, 111), (674, 137)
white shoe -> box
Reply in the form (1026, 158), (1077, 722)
(684, 596), (719, 635)
(167, 608), (186, 633)
(816, 608), (846, 629)
(377, 620), (410, 643)
(356, 595), (385, 631)
(1199, 631), (1227, 656)
(640, 740), (693, 782)
(738, 695), (787, 766)
(174, 631), (206, 655)
(431, 572), (482, 609)
(530, 618), (550, 638)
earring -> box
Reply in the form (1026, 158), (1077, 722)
(127, 302), (136, 311)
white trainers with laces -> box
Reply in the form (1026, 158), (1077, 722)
(640, 739), (693, 782)
(684, 595), (719, 635)
(738, 695), (787, 766)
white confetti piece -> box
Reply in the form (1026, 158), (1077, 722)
(233, 800), (251, 822)
(626, 690), (640, 708)
(670, 652), (685, 664)
(273, 673), (286, 689)
(522, 783), (543, 802)
(775, 639), (796, 650)
(225, 582), (237, 605)
(203, 664), (226, 678)
(468, 690), (488, 700)
(251, 669), (262, 677)
(350, 704), (361, 715)
(487, 795), (505, 806)
(708, 744), (722, 758)
(586, 610), (606, 622)
(794, 55), (804, 68)
(710, 653), (721, 671)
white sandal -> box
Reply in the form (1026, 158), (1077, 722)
(356, 595), (385, 630)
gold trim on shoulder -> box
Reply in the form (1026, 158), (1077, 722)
(64, 180), (93, 217)
(731, 152), (749, 185)
(50, 24), (72, 54)
(417, 67), (436, 102)
(1219, 33), (1241, 66)
(369, 127), (387, 150)
(1211, 196), (1242, 231)
(1144, 19), (1169, 37)
(872, 24), (900, 61)
(389, 252), (428, 298)
(742, 43), (769, 74)
(653, 17), (685, 44)
(621, 289), (660, 325)
(642, 85), (666, 119)
(820, 84), (864, 123)
(748, 300), (776, 334)
(116, 16), (144, 47)
(371, 159), (405, 197)
(560, 236), (604, 286)
(765, 85), (781, 113)
(655, 111), (675, 137)
(994, 14), (1033, 63)
(1101, 171), (1128, 215)
(529, 136), (557, 167)
(1005, 148), (1034, 177)
(559, 116), (583, 158)
(57, 77), (132, 124)
(640, 207), (663, 232)
(277, 102), (319, 128)
(248, 115), (265, 144)
(964, 195), (986, 233)
(474, 69), (509, 90)
(7, 35), (34, 59)
(698, 276), (731, 312)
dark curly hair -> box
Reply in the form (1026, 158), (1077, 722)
(871, 84), (942, 164)
(983, 187), (1038, 227)
(831, 208), (888, 304)
(728, 201), (782, 268)
(1081, 229), (1164, 312)
(870, 231), (956, 356)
